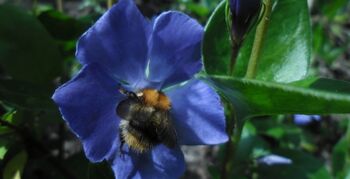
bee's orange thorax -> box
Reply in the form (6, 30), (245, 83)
(141, 89), (171, 110)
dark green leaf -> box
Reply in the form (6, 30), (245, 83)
(37, 10), (92, 41)
(0, 5), (63, 85)
(235, 136), (270, 162)
(3, 150), (27, 179)
(66, 153), (114, 179)
(230, 135), (270, 178)
(0, 110), (15, 135)
(290, 77), (350, 95)
(203, 1), (231, 75)
(0, 140), (8, 160)
(209, 76), (350, 117)
(0, 79), (56, 110)
(322, 0), (349, 19)
(256, 149), (331, 179)
(332, 120), (350, 179)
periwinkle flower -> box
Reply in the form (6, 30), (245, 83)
(229, 0), (262, 45)
(52, 0), (228, 178)
(257, 154), (292, 166)
(294, 115), (321, 126)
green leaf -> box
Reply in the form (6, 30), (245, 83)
(203, 0), (312, 83)
(3, 150), (27, 179)
(66, 153), (114, 179)
(0, 110), (15, 135)
(209, 76), (350, 117)
(203, 1), (231, 75)
(235, 136), (270, 162)
(0, 141), (8, 160)
(0, 5), (63, 85)
(332, 120), (350, 179)
(256, 149), (331, 179)
(322, 0), (349, 19)
(37, 10), (92, 41)
(0, 79), (56, 110)
(290, 77), (350, 94)
(252, 118), (302, 141)
(230, 135), (270, 177)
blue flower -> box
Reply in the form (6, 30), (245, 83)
(294, 114), (321, 126)
(257, 154), (292, 166)
(52, 0), (228, 178)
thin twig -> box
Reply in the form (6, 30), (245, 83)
(107, 0), (113, 9)
(56, 0), (63, 12)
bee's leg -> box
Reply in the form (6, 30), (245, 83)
(119, 135), (126, 158)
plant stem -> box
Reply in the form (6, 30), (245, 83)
(229, 43), (241, 76)
(245, 0), (273, 79)
(107, 0), (113, 9)
(220, 104), (244, 179)
(56, 0), (63, 12)
(220, 123), (234, 179)
(32, 0), (38, 10)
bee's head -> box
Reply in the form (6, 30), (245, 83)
(119, 88), (139, 100)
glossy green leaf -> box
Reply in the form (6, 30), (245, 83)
(209, 76), (350, 118)
(0, 5), (62, 85)
(203, 0), (312, 83)
(3, 150), (27, 179)
(203, 1), (231, 75)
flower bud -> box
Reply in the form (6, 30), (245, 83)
(229, 0), (262, 45)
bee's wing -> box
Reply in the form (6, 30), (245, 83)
(155, 111), (177, 148)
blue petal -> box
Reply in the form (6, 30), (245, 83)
(166, 80), (228, 145)
(257, 154), (293, 166)
(294, 114), (321, 126)
(112, 145), (185, 179)
(148, 11), (203, 88)
(76, 0), (151, 87)
(52, 64), (123, 162)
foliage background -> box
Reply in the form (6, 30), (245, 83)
(0, 0), (349, 178)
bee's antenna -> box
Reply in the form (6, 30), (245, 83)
(118, 88), (128, 95)
(119, 88), (139, 100)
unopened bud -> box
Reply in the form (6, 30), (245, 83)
(229, 0), (262, 45)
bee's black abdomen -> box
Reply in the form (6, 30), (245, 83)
(153, 111), (177, 148)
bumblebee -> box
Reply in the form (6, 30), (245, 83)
(116, 88), (177, 153)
